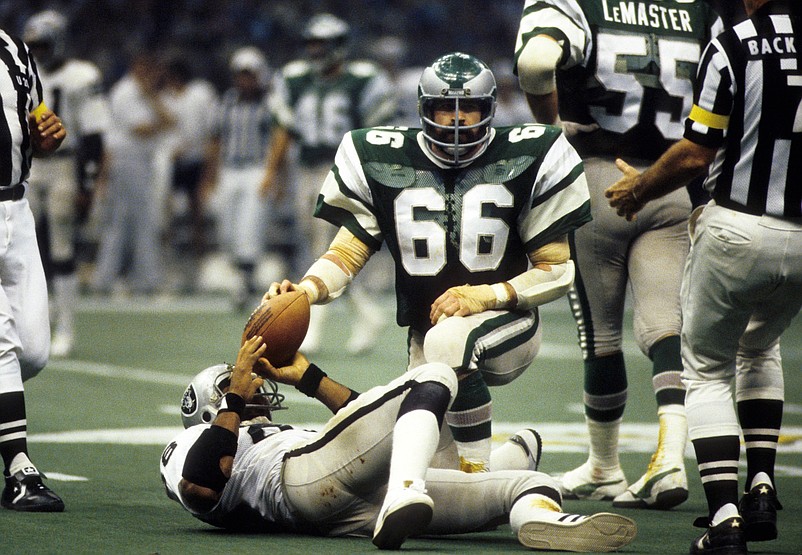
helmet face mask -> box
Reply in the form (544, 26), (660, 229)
(418, 52), (497, 166)
(180, 364), (286, 428)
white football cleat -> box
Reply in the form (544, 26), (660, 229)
(517, 510), (637, 552)
(508, 428), (543, 471)
(559, 461), (628, 501)
(613, 464), (688, 510)
(372, 481), (433, 550)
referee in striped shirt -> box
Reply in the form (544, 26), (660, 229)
(0, 28), (66, 511)
(606, 1), (800, 553)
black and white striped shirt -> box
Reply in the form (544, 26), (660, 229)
(686, 1), (802, 218)
(216, 88), (272, 167)
(0, 30), (43, 188)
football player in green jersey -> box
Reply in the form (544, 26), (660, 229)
(266, 52), (591, 473)
(260, 14), (397, 356)
(515, 0), (721, 509)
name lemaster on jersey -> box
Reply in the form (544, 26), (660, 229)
(602, 1), (694, 32)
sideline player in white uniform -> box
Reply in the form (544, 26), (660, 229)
(515, 0), (721, 509)
(607, 1), (800, 551)
(23, 10), (110, 357)
(260, 13), (398, 355)
(161, 336), (636, 551)
(266, 53), (591, 473)
(0, 27), (66, 511)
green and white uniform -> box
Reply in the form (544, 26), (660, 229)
(515, 0), (719, 390)
(271, 60), (397, 263)
(316, 124), (590, 378)
(515, 0), (720, 505)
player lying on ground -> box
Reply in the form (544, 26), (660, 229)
(160, 336), (637, 551)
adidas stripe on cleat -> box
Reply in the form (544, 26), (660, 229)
(517, 511), (637, 552)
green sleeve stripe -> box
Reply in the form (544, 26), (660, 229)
(531, 160), (585, 209)
(523, 200), (591, 251)
(315, 202), (383, 252)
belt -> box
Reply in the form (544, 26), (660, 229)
(714, 197), (764, 216)
(0, 183), (25, 202)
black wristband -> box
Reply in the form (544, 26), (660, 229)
(218, 393), (246, 418)
(295, 364), (327, 397)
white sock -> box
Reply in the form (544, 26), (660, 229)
(587, 417), (622, 470)
(711, 503), (739, 526)
(388, 409), (439, 490)
(509, 493), (561, 533)
(52, 274), (78, 336)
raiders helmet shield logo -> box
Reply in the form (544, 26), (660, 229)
(181, 384), (198, 418)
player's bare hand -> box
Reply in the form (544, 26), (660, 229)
(228, 336), (266, 401)
(430, 284), (496, 325)
(559, 120), (599, 138)
(263, 279), (299, 302)
(605, 158), (645, 222)
(29, 108), (66, 155)
(257, 351), (310, 387)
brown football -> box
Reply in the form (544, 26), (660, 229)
(241, 291), (310, 366)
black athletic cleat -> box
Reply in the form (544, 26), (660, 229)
(689, 516), (747, 555)
(739, 482), (782, 542)
(1, 467), (65, 512)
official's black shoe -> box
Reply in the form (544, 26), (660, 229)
(739, 482), (782, 542)
(689, 516), (747, 555)
(1, 467), (65, 512)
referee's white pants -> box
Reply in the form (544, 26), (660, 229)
(216, 165), (268, 263)
(0, 197), (50, 391)
(682, 203), (802, 441)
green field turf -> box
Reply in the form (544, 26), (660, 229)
(4, 294), (801, 554)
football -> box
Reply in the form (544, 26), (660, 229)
(241, 291), (310, 366)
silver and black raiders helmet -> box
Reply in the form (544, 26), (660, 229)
(418, 52), (497, 166)
(180, 364), (286, 428)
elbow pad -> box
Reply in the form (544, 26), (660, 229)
(182, 425), (238, 492)
(506, 260), (575, 310)
(517, 36), (562, 96)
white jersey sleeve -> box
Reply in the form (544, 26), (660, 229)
(515, 0), (591, 70)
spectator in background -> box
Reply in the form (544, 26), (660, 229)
(162, 53), (218, 293)
(199, 47), (273, 310)
(91, 50), (175, 296)
(23, 9), (111, 357)
(490, 58), (532, 127)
